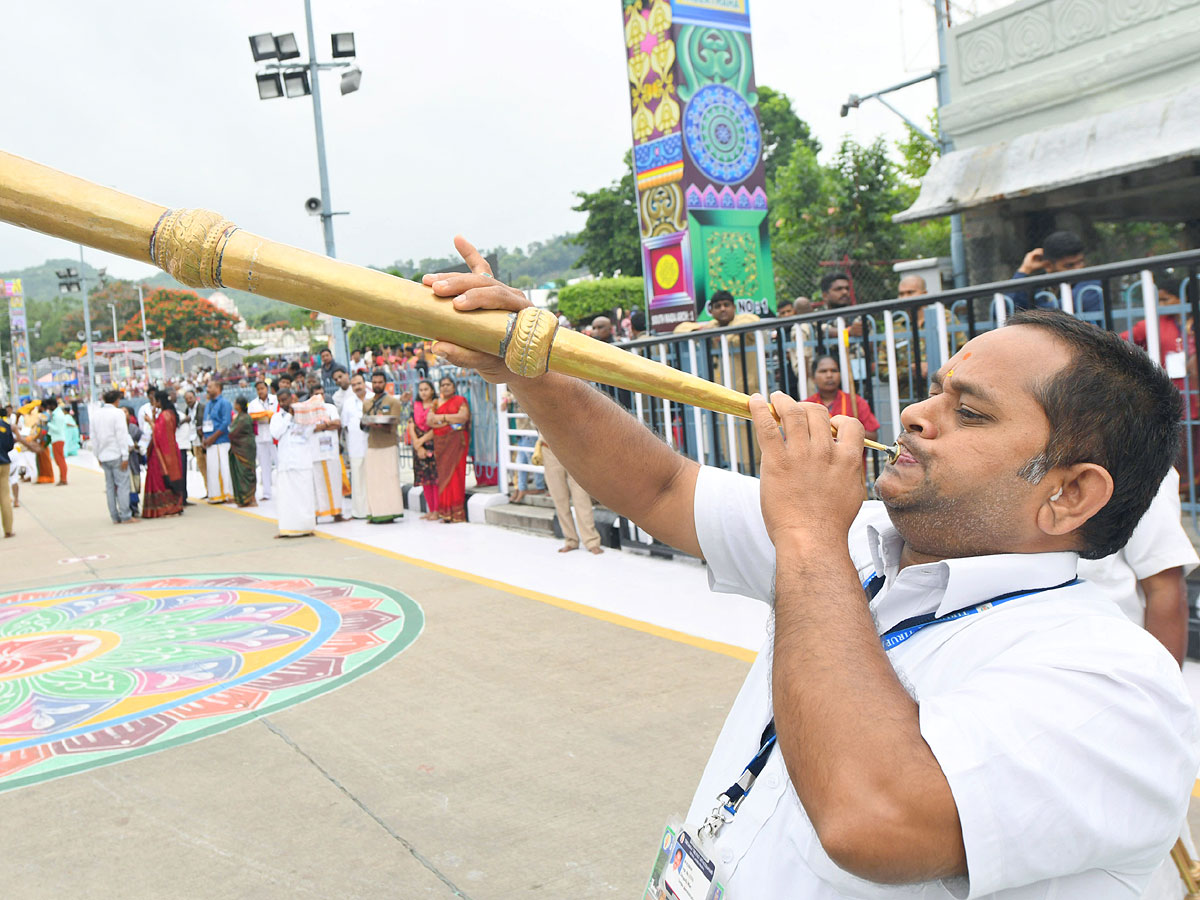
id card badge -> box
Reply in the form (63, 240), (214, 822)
(202, 418), (214, 434)
(644, 818), (729, 900)
(1166, 350), (1187, 379)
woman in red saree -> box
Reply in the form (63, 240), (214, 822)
(429, 376), (471, 523)
(143, 390), (185, 518)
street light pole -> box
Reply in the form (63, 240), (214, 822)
(303, 0), (350, 367)
(933, 0), (967, 288)
(79, 245), (96, 405)
(138, 284), (150, 383)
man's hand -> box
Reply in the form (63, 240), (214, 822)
(750, 392), (864, 546)
(120, 459), (129, 471)
(1019, 248), (1045, 275)
(422, 235), (532, 384)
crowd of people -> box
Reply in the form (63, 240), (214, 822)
(83, 362), (474, 537)
(0, 396), (85, 537)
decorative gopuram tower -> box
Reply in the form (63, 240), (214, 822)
(622, 0), (775, 333)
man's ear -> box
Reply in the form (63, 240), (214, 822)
(1034, 463), (1114, 540)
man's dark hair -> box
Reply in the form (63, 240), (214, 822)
(820, 272), (850, 294)
(371, 369), (388, 381)
(331, 364), (347, 376)
(255, 379), (268, 389)
(709, 290), (735, 306)
(630, 309), (646, 332)
(1156, 273), (1182, 299)
(103, 389), (121, 404)
(1042, 231), (1084, 262)
(277, 388), (293, 402)
(320, 347), (333, 358)
(1008, 309), (1180, 558)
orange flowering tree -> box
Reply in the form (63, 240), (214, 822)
(117, 288), (239, 351)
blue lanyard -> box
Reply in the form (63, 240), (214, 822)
(707, 571), (1080, 831)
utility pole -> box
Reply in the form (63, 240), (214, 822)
(934, 0), (967, 288)
(79, 245), (97, 405)
(303, 0), (351, 367)
(138, 284), (150, 383)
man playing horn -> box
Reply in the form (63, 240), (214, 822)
(427, 237), (1198, 899)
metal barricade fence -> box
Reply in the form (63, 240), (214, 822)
(488, 249), (1200, 523)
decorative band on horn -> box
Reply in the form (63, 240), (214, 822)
(150, 208), (238, 289)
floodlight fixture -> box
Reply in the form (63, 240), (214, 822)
(283, 70), (311, 99)
(56, 267), (81, 293)
(275, 32), (301, 60)
(839, 94), (860, 118)
(340, 67), (362, 95)
(331, 32), (356, 58)
(256, 72), (284, 100)
(249, 33), (278, 61)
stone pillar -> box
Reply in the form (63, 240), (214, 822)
(622, 0), (775, 333)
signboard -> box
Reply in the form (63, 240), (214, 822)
(5, 279), (33, 404)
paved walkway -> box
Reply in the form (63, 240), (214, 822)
(5, 455), (1200, 897)
(1, 465), (751, 899)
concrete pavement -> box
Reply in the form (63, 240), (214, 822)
(0, 467), (750, 899)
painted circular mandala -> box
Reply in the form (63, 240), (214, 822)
(0, 574), (423, 792)
(683, 84), (761, 186)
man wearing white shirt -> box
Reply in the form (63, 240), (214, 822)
(1079, 467), (1198, 665)
(430, 245), (1198, 899)
(307, 384), (343, 522)
(179, 389), (205, 498)
(136, 392), (154, 458)
(330, 365), (351, 415)
(247, 380), (279, 500)
(342, 373), (369, 519)
(92, 389), (135, 525)
(268, 389), (316, 537)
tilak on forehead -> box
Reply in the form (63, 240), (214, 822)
(945, 351), (971, 380)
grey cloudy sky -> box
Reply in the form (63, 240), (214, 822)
(1, 0), (960, 282)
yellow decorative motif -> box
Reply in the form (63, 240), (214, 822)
(650, 39), (675, 79)
(631, 105), (654, 142)
(503, 307), (559, 378)
(647, 0), (672, 33)
(151, 207), (236, 289)
(654, 94), (681, 133)
(655, 254), (681, 290)
(625, 10), (647, 48)
(628, 50), (650, 87)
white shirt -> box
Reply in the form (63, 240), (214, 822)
(248, 395), (279, 443)
(179, 401), (201, 446)
(269, 410), (313, 471)
(332, 386), (349, 415)
(341, 392), (367, 460)
(136, 401), (154, 454)
(1077, 468), (1199, 626)
(309, 402), (341, 462)
(690, 466), (1199, 899)
(90, 403), (133, 463)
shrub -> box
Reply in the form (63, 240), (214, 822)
(556, 277), (644, 323)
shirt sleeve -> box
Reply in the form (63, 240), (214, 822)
(693, 466), (775, 604)
(919, 619), (1200, 896)
(1123, 468), (1199, 580)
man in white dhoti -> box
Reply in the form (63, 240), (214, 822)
(363, 370), (406, 524)
(247, 380), (278, 500)
(202, 381), (233, 504)
(308, 385), (343, 522)
(342, 373), (369, 519)
(269, 389), (316, 537)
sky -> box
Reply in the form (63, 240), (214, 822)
(0, 0), (978, 282)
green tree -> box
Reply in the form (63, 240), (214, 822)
(757, 85), (821, 190)
(116, 288), (239, 352)
(348, 323), (420, 352)
(570, 151), (642, 278)
(556, 277), (645, 323)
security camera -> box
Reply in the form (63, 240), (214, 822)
(305, 197), (323, 216)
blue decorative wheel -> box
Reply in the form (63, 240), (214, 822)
(683, 84), (761, 186)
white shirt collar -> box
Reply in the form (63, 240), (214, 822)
(865, 520), (1079, 634)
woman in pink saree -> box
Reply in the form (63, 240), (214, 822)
(143, 390), (185, 518)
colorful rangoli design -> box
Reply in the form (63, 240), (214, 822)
(0, 574), (423, 793)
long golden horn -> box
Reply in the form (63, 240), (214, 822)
(0, 151), (897, 459)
